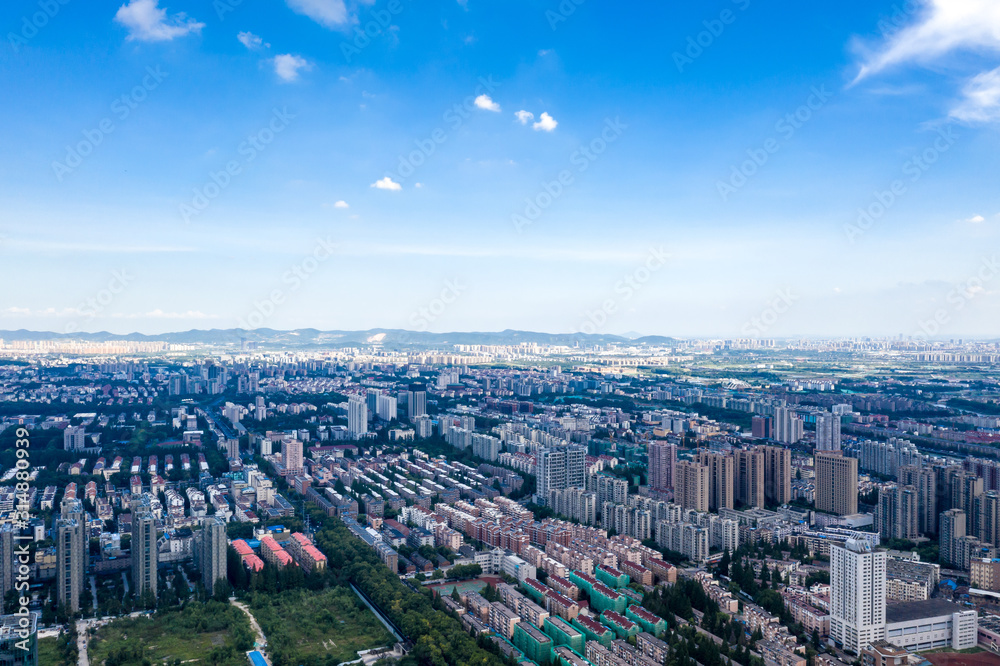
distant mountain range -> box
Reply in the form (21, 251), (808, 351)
(0, 328), (680, 349)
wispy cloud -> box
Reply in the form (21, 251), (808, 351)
(854, 0), (1000, 81)
(514, 110), (534, 125)
(286, 0), (348, 28)
(950, 66), (1000, 122)
(333, 200), (350, 209)
(237, 31), (268, 50)
(273, 54), (310, 82)
(114, 0), (204, 42)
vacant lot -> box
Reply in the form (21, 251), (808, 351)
(248, 586), (394, 665)
(87, 601), (253, 666)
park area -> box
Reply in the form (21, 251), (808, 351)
(87, 601), (254, 666)
(247, 586), (395, 666)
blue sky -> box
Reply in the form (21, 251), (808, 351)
(1, 0), (999, 338)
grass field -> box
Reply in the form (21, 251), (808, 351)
(37, 636), (65, 665)
(248, 586), (394, 665)
(87, 601), (253, 666)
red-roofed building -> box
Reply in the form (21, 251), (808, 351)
(260, 535), (295, 568)
(288, 532), (328, 572)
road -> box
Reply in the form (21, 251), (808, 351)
(231, 598), (271, 664)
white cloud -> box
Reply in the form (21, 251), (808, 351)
(966, 214), (987, 223)
(334, 200), (350, 208)
(285, 0), (348, 28)
(855, 0), (1000, 81)
(538, 49), (553, 56)
(114, 0), (204, 42)
(532, 112), (558, 132)
(237, 31), (268, 50)
(514, 110), (534, 125)
(371, 176), (402, 191)
(474, 94), (501, 112)
(950, 66), (1000, 122)
(273, 54), (310, 82)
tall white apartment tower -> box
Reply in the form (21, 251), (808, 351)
(816, 412), (842, 452)
(348, 396), (369, 439)
(830, 538), (886, 655)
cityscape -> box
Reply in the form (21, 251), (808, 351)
(3, 1), (1000, 666)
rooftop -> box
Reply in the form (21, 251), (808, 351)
(886, 599), (966, 624)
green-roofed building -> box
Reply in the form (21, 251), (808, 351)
(513, 622), (555, 666)
(543, 616), (585, 654)
(571, 615), (614, 647)
(596, 566), (630, 589)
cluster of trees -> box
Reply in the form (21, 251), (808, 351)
(312, 517), (506, 666)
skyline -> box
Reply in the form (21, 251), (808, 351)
(2, 0), (1000, 337)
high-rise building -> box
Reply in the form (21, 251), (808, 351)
(977, 491), (1000, 548)
(751, 416), (773, 439)
(536, 446), (587, 501)
(735, 448), (765, 509)
(595, 475), (629, 506)
(951, 472), (983, 534)
(816, 412), (841, 452)
(774, 406), (803, 445)
(63, 426), (86, 452)
(366, 389), (379, 415)
(697, 451), (734, 511)
(830, 538), (886, 655)
(348, 396), (368, 439)
(254, 395), (267, 421)
(281, 439), (303, 476)
(939, 508), (966, 568)
(376, 394), (398, 421)
(407, 384), (427, 420)
(816, 451), (858, 516)
(0, 611), (38, 666)
(898, 465), (936, 536)
(199, 517), (228, 597)
(761, 445), (791, 506)
(876, 485), (919, 540)
(56, 499), (86, 613)
(132, 504), (158, 601)
(647, 441), (676, 492)
(0, 525), (13, 609)
(674, 461), (709, 513)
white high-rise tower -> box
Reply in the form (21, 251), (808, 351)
(830, 538), (886, 655)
